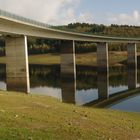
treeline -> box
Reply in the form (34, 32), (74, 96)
(0, 23), (140, 55)
(28, 40), (97, 54)
(57, 23), (140, 37)
(28, 39), (61, 54)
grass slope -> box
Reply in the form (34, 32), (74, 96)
(0, 91), (139, 139)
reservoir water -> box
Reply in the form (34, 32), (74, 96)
(0, 64), (140, 112)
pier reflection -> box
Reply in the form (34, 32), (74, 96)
(61, 74), (76, 103)
(98, 69), (109, 100)
(0, 64), (139, 108)
(128, 65), (137, 90)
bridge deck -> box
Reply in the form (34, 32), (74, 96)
(0, 9), (140, 43)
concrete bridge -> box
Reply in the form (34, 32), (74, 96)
(0, 9), (140, 99)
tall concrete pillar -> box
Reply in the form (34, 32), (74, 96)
(5, 36), (30, 93)
(61, 40), (76, 103)
(127, 43), (137, 89)
(97, 42), (109, 99)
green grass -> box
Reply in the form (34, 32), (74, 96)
(0, 52), (129, 66)
(0, 91), (139, 139)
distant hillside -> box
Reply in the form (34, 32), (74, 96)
(56, 23), (140, 37)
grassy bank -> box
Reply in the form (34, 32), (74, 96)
(0, 91), (139, 139)
(0, 52), (129, 66)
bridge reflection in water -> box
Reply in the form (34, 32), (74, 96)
(0, 63), (139, 111)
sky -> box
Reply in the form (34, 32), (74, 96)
(0, 0), (140, 25)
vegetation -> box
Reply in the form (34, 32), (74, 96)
(0, 90), (139, 140)
(57, 23), (140, 37)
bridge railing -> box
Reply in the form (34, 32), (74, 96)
(0, 9), (51, 28)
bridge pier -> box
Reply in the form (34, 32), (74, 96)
(127, 43), (137, 89)
(61, 40), (76, 103)
(5, 36), (30, 93)
(97, 42), (109, 99)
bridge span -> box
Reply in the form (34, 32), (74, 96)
(0, 9), (140, 43)
(0, 9), (139, 100)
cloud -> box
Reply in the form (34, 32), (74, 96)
(0, 0), (94, 25)
(107, 10), (140, 25)
(1, 1), (140, 26)
(76, 12), (94, 23)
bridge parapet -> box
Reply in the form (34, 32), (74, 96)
(0, 9), (50, 29)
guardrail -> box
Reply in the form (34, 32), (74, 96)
(0, 9), (51, 28)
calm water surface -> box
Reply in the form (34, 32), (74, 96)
(0, 64), (140, 112)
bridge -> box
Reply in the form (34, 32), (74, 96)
(0, 9), (139, 100)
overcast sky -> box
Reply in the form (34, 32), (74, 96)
(0, 0), (140, 25)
